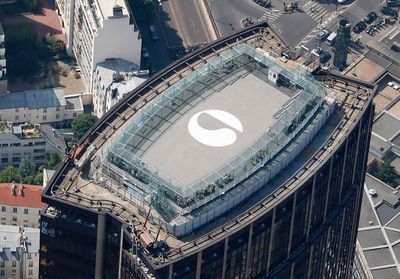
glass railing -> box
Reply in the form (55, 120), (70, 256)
(105, 43), (328, 214)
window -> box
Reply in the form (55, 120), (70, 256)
(12, 261), (16, 267)
(12, 216), (17, 222)
(43, 108), (47, 113)
(0, 270), (4, 276)
(15, 115), (19, 120)
(1, 158), (7, 163)
(12, 157), (20, 163)
(0, 261), (4, 267)
(24, 208), (28, 214)
(12, 269), (16, 273)
(15, 108), (19, 112)
(73, 112), (77, 117)
(56, 106), (60, 111)
(29, 261), (33, 267)
(1, 206), (5, 212)
(13, 207), (17, 213)
(56, 114), (60, 119)
(28, 269), (33, 275)
(43, 115), (47, 120)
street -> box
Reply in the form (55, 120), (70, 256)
(207, 0), (265, 36)
(157, 0), (217, 48)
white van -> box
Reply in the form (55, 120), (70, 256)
(326, 32), (337, 45)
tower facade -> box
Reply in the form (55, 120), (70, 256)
(39, 23), (375, 279)
(333, 19), (351, 70)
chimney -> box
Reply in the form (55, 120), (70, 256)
(11, 181), (16, 195)
(19, 182), (24, 196)
(113, 5), (123, 17)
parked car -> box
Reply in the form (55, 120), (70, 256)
(352, 21), (367, 33)
(387, 0), (400, 8)
(141, 47), (149, 58)
(363, 12), (378, 24)
(315, 29), (330, 42)
(381, 6), (398, 18)
(368, 189), (377, 197)
(149, 25), (159, 40)
(391, 42), (400, 52)
(319, 51), (331, 64)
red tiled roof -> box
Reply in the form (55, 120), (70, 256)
(0, 183), (45, 208)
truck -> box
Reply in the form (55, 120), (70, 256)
(326, 32), (337, 45)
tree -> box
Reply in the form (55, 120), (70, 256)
(72, 114), (98, 140)
(22, 0), (39, 10)
(0, 166), (21, 183)
(42, 151), (63, 170)
(375, 158), (397, 184)
(19, 157), (36, 177)
(143, 0), (155, 23)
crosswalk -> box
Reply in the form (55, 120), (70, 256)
(258, 9), (281, 23)
(296, 1), (340, 47)
(302, 1), (331, 24)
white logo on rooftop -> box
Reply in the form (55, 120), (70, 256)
(188, 109), (243, 147)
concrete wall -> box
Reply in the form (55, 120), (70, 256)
(0, 204), (41, 228)
(93, 17), (141, 72)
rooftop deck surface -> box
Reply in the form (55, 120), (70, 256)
(141, 73), (290, 185)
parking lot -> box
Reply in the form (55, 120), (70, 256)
(299, 0), (400, 71)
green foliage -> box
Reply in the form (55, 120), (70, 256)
(22, 0), (39, 10)
(3, 23), (42, 78)
(42, 152), (63, 170)
(375, 159), (397, 184)
(19, 158), (36, 177)
(0, 151), (62, 184)
(0, 166), (21, 183)
(72, 114), (98, 140)
(143, 0), (155, 22)
(0, 0), (41, 15)
(127, 0), (155, 25)
(44, 33), (66, 55)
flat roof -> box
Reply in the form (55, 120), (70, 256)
(373, 112), (400, 140)
(97, 0), (129, 18)
(141, 73), (290, 185)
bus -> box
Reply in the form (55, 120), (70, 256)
(326, 32), (337, 46)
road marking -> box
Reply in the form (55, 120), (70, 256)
(258, 9), (282, 23)
(296, 8), (341, 48)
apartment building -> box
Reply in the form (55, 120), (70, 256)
(0, 88), (83, 125)
(0, 22), (7, 94)
(0, 182), (44, 228)
(0, 225), (40, 279)
(92, 58), (147, 118)
(55, 0), (141, 89)
(0, 123), (66, 168)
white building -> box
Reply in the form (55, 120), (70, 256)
(0, 88), (83, 125)
(92, 58), (147, 118)
(55, 0), (141, 90)
(0, 182), (44, 228)
(0, 225), (40, 279)
(0, 22), (7, 94)
(0, 123), (66, 168)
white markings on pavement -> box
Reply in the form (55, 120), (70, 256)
(258, 9), (282, 23)
(296, 1), (341, 48)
